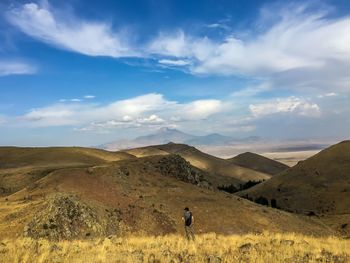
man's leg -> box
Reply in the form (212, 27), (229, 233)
(185, 226), (190, 240)
(189, 225), (195, 241)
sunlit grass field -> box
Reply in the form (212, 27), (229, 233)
(1, 232), (349, 263)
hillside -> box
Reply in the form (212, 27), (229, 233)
(228, 152), (289, 176)
(122, 143), (271, 184)
(0, 147), (135, 196)
(0, 147), (135, 169)
(238, 141), (350, 236)
(0, 147), (334, 240)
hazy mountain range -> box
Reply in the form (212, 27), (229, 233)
(100, 128), (331, 161)
(100, 127), (263, 151)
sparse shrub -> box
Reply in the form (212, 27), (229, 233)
(217, 184), (238, 193)
(218, 180), (263, 194)
(271, 199), (277, 208)
(239, 180), (263, 191)
(254, 196), (269, 206)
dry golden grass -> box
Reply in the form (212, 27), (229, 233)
(1, 232), (349, 263)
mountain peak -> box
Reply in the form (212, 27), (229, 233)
(157, 127), (180, 133)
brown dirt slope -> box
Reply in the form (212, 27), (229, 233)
(123, 143), (271, 184)
(238, 141), (350, 236)
(228, 152), (289, 176)
(0, 153), (333, 240)
(0, 147), (135, 169)
(0, 147), (135, 196)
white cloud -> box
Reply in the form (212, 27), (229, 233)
(147, 5), (350, 93)
(191, 11), (350, 76)
(250, 97), (321, 118)
(10, 93), (223, 130)
(84, 95), (95, 99)
(70, 98), (81, 102)
(6, 3), (136, 57)
(148, 30), (215, 61)
(158, 59), (190, 66)
(0, 61), (36, 76)
(148, 31), (191, 57)
(325, 92), (338, 97)
(183, 100), (223, 119)
(318, 92), (338, 98)
(206, 23), (230, 31)
(7, 2), (350, 95)
(139, 114), (164, 124)
(76, 114), (165, 132)
(231, 82), (272, 98)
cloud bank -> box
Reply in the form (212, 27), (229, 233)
(11, 93), (224, 132)
(5, 2), (350, 93)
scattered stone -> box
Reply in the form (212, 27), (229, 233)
(280, 240), (295, 246)
(239, 243), (253, 252)
(50, 244), (62, 252)
(147, 253), (160, 263)
(207, 255), (222, 263)
(23, 194), (107, 240)
(132, 249), (144, 262)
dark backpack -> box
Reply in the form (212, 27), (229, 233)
(185, 211), (192, 226)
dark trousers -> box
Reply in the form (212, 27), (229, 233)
(185, 225), (195, 240)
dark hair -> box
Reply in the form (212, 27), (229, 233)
(184, 207), (189, 211)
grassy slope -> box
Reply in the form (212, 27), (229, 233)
(1, 233), (349, 263)
(228, 152), (289, 176)
(3, 144), (350, 240)
(123, 143), (271, 183)
(238, 141), (350, 236)
(0, 147), (135, 196)
(0, 154), (333, 239)
(0, 147), (135, 168)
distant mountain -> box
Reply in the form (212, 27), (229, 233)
(186, 133), (233, 145)
(133, 127), (195, 145)
(100, 127), (261, 151)
(228, 152), (289, 176)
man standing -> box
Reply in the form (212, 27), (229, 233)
(182, 207), (195, 241)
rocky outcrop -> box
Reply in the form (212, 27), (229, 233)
(155, 154), (210, 188)
(24, 195), (121, 240)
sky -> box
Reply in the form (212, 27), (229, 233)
(0, 0), (350, 146)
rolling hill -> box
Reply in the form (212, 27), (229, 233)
(228, 152), (289, 176)
(0, 148), (333, 240)
(238, 141), (350, 236)
(121, 143), (271, 184)
(0, 147), (135, 196)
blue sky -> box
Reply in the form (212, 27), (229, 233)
(0, 0), (350, 146)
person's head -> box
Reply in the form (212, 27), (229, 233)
(184, 207), (189, 211)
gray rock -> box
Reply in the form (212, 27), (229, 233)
(280, 240), (295, 246)
(207, 255), (222, 263)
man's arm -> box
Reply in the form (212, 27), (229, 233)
(191, 216), (194, 224)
